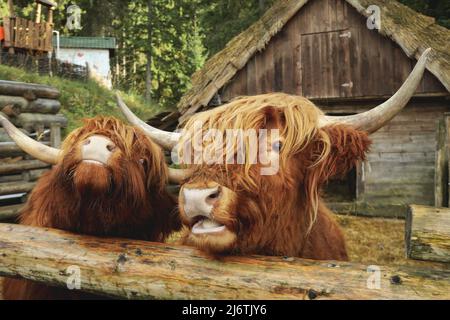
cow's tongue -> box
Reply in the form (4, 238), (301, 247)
(192, 218), (226, 234)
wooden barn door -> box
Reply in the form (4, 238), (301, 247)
(301, 29), (353, 99)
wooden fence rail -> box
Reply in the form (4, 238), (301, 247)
(0, 204), (22, 221)
(0, 224), (449, 300)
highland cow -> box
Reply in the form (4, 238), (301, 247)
(0, 115), (181, 299)
(118, 49), (431, 261)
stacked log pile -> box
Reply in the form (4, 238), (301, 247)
(0, 80), (66, 220)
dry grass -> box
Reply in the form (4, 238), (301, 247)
(169, 214), (448, 269)
(336, 214), (447, 269)
(337, 214), (406, 265)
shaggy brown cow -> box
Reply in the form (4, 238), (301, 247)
(0, 115), (181, 299)
(175, 94), (366, 260)
(118, 49), (431, 261)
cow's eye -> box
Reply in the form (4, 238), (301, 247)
(107, 144), (116, 152)
(272, 141), (282, 153)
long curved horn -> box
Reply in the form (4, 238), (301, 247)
(115, 93), (181, 150)
(320, 48), (432, 133)
(168, 167), (193, 184)
(0, 114), (61, 164)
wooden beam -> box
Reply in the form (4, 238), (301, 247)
(0, 141), (51, 157)
(0, 169), (48, 183)
(0, 181), (36, 196)
(0, 81), (60, 100)
(447, 114), (450, 207)
(22, 99), (61, 114)
(406, 205), (450, 263)
(0, 128), (30, 143)
(48, 8), (54, 26)
(434, 117), (449, 207)
(7, 0), (15, 17)
(0, 223), (449, 300)
(0, 96), (28, 111)
(0, 160), (50, 175)
(35, 3), (42, 24)
(0, 204), (23, 222)
(3, 17), (12, 48)
(35, 0), (57, 8)
(50, 123), (61, 148)
(11, 113), (67, 131)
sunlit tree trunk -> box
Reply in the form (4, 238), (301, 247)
(145, 0), (153, 102)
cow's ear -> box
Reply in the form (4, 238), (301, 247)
(318, 125), (371, 181)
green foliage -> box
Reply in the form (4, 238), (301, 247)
(399, 0), (450, 28)
(0, 64), (164, 134)
(0, 1), (8, 19)
(198, 0), (276, 56)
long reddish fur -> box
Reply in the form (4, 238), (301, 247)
(3, 117), (180, 300)
(181, 124), (371, 261)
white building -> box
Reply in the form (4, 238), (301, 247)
(53, 36), (116, 88)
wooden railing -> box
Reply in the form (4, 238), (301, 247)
(2, 16), (53, 52)
(0, 223), (449, 299)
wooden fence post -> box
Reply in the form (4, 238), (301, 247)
(435, 118), (448, 207)
(50, 123), (61, 148)
(406, 204), (450, 263)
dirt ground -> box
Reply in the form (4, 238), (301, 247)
(1, 215), (447, 299)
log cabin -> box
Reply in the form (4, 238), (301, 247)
(175, 0), (450, 218)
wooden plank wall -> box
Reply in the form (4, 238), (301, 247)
(221, 0), (446, 101)
(321, 100), (449, 216)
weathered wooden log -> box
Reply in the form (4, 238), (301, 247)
(434, 116), (450, 207)
(0, 160), (50, 175)
(0, 169), (49, 183)
(0, 80), (60, 100)
(0, 204), (23, 222)
(0, 224), (449, 300)
(406, 205), (450, 263)
(22, 99), (61, 114)
(0, 173), (22, 183)
(0, 95), (28, 111)
(0, 181), (36, 196)
(0, 128), (30, 142)
(11, 113), (67, 131)
(0, 142), (28, 157)
(0, 141), (51, 157)
(50, 123), (61, 148)
(24, 168), (50, 181)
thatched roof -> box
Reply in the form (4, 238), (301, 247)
(177, 0), (450, 121)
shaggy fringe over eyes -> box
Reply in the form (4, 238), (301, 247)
(179, 93), (332, 231)
(61, 116), (168, 191)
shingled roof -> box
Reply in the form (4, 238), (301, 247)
(177, 0), (450, 121)
(55, 37), (117, 50)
